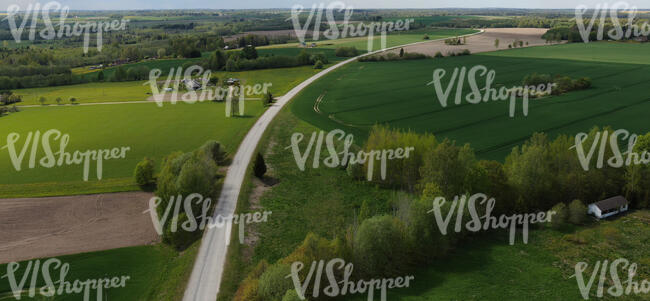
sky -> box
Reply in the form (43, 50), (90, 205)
(1, 0), (649, 10)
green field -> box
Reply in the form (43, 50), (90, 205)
(0, 243), (199, 301)
(14, 81), (151, 105)
(291, 42), (650, 160)
(0, 101), (264, 198)
(260, 28), (478, 51)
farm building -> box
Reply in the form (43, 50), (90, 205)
(588, 196), (629, 219)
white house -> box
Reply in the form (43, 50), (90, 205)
(588, 196), (629, 219)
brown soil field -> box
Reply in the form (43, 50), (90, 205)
(387, 28), (550, 56)
(0, 192), (159, 263)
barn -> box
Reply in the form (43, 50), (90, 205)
(588, 196), (629, 219)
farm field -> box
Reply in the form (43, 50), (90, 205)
(260, 28), (478, 51)
(0, 101), (264, 198)
(14, 81), (151, 105)
(0, 244), (198, 301)
(291, 42), (650, 160)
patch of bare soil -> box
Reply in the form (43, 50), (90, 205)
(0, 192), (159, 263)
(387, 28), (551, 56)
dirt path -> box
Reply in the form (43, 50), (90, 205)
(0, 192), (159, 264)
(387, 28), (550, 56)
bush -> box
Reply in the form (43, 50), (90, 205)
(354, 215), (407, 277)
(461, 49), (471, 55)
(434, 51), (443, 58)
(309, 53), (328, 64)
(200, 140), (227, 165)
(335, 46), (359, 57)
(55, 97), (62, 105)
(569, 199), (588, 224)
(234, 260), (268, 301)
(225, 58), (239, 71)
(258, 264), (293, 301)
(262, 91), (273, 106)
(423, 34), (430, 40)
(254, 152), (267, 178)
(550, 202), (568, 229)
(313, 60), (323, 69)
(134, 157), (155, 186)
(165, 212), (201, 250)
(282, 289), (304, 301)
(38, 96), (46, 105)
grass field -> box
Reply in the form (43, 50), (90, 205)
(0, 101), (264, 198)
(0, 243), (199, 301)
(13, 81), (151, 105)
(16, 63), (328, 106)
(291, 42), (650, 160)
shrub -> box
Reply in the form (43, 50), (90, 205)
(296, 49), (311, 65)
(313, 60), (323, 69)
(461, 49), (471, 55)
(309, 53), (328, 64)
(423, 34), (430, 40)
(550, 202), (568, 229)
(165, 212), (201, 250)
(354, 215), (407, 277)
(225, 58), (239, 71)
(200, 140), (227, 165)
(233, 260), (268, 301)
(254, 152), (267, 178)
(262, 91), (273, 106)
(335, 46), (359, 57)
(434, 51), (443, 58)
(134, 157), (155, 186)
(38, 96), (46, 105)
(69, 97), (77, 104)
(55, 97), (62, 105)
(569, 199), (588, 224)
(399, 48), (404, 57)
(282, 289), (303, 301)
(258, 264), (293, 301)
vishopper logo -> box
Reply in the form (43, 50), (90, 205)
(143, 193), (272, 245)
(287, 129), (415, 181)
(571, 258), (649, 299)
(1, 258), (130, 300)
(576, 1), (650, 43)
(428, 193), (556, 245)
(145, 65), (272, 117)
(571, 129), (649, 171)
(427, 65), (556, 118)
(3, 1), (129, 53)
(286, 258), (414, 301)
(288, 1), (413, 52)
(1, 129), (130, 181)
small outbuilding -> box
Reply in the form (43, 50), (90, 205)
(588, 196), (629, 219)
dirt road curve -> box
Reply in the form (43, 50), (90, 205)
(0, 192), (159, 264)
(388, 28), (549, 56)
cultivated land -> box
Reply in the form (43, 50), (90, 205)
(388, 27), (549, 55)
(291, 41), (650, 160)
(0, 244), (199, 301)
(0, 192), (158, 263)
(0, 101), (263, 198)
(260, 28), (478, 51)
